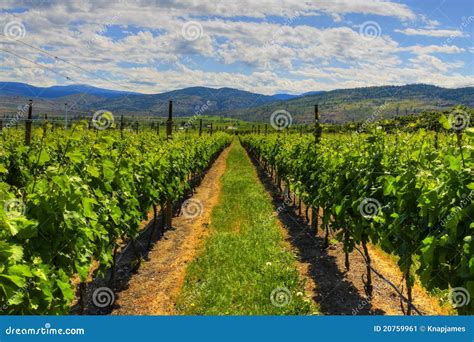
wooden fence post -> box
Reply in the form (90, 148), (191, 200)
(42, 114), (48, 138)
(314, 104), (322, 143)
(120, 115), (124, 138)
(25, 99), (32, 145)
(165, 100), (173, 230)
(312, 104), (322, 234)
(199, 118), (202, 137)
(64, 103), (68, 129)
(167, 100), (173, 139)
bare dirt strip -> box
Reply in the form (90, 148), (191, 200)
(112, 145), (231, 315)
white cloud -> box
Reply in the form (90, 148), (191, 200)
(0, 0), (472, 95)
(404, 44), (465, 55)
(409, 55), (464, 73)
(420, 15), (440, 29)
(395, 28), (465, 37)
(1, 0), (417, 20)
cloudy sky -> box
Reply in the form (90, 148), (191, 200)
(0, 0), (473, 95)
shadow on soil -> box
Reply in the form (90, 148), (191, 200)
(246, 150), (385, 315)
(70, 150), (224, 315)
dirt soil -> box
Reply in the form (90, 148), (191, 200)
(112, 146), (231, 315)
(248, 152), (452, 316)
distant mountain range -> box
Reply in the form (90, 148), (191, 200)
(221, 84), (474, 123)
(0, 82), (138, 99)
(0, 82), (472, 123)
(272, 91), (324, 100)
(0, 83), (280, 117)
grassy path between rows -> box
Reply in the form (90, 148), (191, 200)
(176, 141), (317, 315)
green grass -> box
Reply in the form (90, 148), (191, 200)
(176, 141), (317, 315)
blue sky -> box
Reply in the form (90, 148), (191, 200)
(0, 0), (473, 94)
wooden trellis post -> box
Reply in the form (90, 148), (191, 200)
(314, 104), (322, 143)
(25, 99), (33, 145)
(120, 115), (124, 138)
(167, 100), (173, 140)
(312, 104), (322, 234)
(165, 100), (173, 230)
(42, 114), (48, 138)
